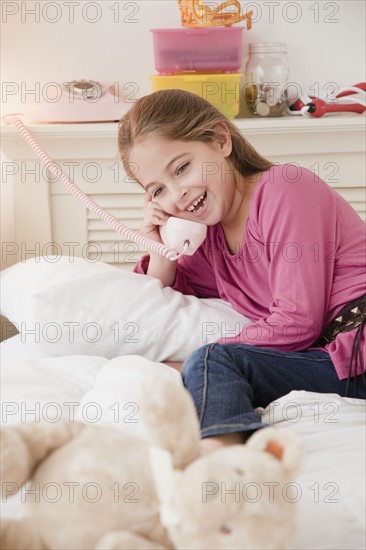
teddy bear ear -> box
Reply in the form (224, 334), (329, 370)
(246, 427), (304, 478)
(265, 439), (284, 460)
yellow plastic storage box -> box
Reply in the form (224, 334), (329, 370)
(151, 73), (242, 120)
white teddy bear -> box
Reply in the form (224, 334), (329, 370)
(0, 371), (303, 550)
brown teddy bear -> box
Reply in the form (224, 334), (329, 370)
(0, 372), (303, 550)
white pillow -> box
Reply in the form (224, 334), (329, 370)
(1, 256), (251, 361)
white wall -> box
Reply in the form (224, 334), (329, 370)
(1, 0), (365, 115)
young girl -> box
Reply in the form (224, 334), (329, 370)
(118, 89), (366, 453)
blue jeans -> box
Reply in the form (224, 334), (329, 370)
(181, 343), (366, 438)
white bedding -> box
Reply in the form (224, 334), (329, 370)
(1, 340), (365, 550)
(1, 258), (365, 549)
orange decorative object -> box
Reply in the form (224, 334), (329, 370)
(177, 0), (252, 28)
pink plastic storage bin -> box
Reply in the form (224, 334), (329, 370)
(151, 27), (244, 74)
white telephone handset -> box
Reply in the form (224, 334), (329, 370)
(159, 218), (207, 256)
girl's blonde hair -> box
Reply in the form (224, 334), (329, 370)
(118, 89), (273, 183)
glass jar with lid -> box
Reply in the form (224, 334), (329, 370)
(244, 42), (290, 117)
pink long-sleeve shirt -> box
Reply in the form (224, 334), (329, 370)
(135, 165), (366, 380)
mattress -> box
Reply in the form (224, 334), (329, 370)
(1, 335), (365, 550)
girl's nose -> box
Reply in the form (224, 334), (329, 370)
(171, 187), (188, 211)
(173, 187), (187, 203)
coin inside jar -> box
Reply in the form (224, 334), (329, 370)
(256, 101), (271, 116)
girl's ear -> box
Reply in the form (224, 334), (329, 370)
(213, 122), (232, 157)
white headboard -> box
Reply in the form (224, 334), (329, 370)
(1, 115), (365, 271)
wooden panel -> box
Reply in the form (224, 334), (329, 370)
(51, 195), (89, 258)
(86, 193), (146, 267)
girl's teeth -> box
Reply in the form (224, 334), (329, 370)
(187, 192), (206, 212)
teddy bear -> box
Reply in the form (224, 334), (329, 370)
(0, 369), (303, 550)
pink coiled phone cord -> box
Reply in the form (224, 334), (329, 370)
(3, 115), (180, 261)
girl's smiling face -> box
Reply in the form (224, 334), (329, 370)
(129, 130), (242, 226)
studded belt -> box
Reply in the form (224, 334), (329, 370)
(314, 294), (366, 397)
(315, 294), (366, 347)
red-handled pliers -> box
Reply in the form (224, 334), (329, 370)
(289, 82), (366, 117)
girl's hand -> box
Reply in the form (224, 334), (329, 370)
(140, 193), (169, 243)
(141, 194), (179, 282)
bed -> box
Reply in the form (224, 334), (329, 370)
(1, 256), (365, 549)
(1, 115), (366, 548)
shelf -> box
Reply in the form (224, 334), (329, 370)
(2, 113), (365, 162)
(234, 114), (366, 134)
(1, 114), (365, 138)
